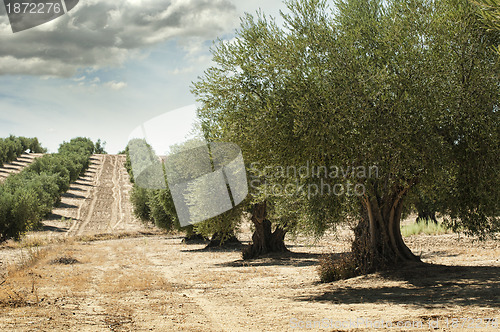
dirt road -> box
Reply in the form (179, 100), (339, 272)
(0, 233), (498, 331)
(41, 154), (147, 238)
(66, 154), (144, 236)
(0, 154), (498, 331)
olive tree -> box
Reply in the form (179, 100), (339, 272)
(193, 0), (499, 266)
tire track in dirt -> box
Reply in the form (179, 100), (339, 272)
(147, 249), (256, 332)
(34, 155), (103, 236)
(110, 155), (124, 230)
(111, 155), (146, 233)
(33, 154), (146, 238)
(71, 155), (144, 236)
(69, 155), (106, 236)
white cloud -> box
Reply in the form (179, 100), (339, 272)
(0, 55), (78, 77)
(105, 80), (127, 90)
(0, 0), (288, 154)
(0, 0), (238, 77)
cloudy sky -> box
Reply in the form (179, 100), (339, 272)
(0, 0), (286, 153)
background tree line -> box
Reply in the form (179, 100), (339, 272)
(0, 135), (46, 167)
(0, 137), (97, 241)
(123, 139), (243, 245)
(123, 140), (180, 232)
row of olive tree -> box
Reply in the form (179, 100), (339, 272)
(192, 0), (499, 271)
(0, 137), (96, 241)
(0, 135), (46, 167)
(123, 140), (181, 232)
(123, 139), (243, 244)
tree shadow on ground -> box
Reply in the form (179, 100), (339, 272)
(420, 251), (461, 259)
(61, 192), (85, 199)
(68, 186), (87, 191)
(71, 180), (93, 191)
(56, 202), (78, 209)
(44, 213), (73, 221)
(40, 224), (69, 233)
(181, 241), (248, 253)
(218, 251), (323, 268)
(296, 262), (500, 309)
(0, 165), (20, 171)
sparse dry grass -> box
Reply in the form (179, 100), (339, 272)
(100, 271), (174, 294)
(74, 230), (166, 243)
(0, 235), (67, 250)
(50, 256), (80, 265)
(9, 245), (49, 272)
(401, 220), (451, 237)
(0, 230), (167, 252)
(1, 242), (86, 308)
(0, 268), (44, 308)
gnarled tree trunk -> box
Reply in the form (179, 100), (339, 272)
(242, 201), (289, 259)
(353, 186), (421, 273)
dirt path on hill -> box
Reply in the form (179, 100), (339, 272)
(40, 154), (147, 238)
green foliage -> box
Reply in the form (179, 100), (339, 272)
(471, 0), (500, 53)
(124, 140), (181, 232)
(0, 135), (46, 167)
(94, 139), (107, 154)
(147, 189), (178, 230)
(0, 137), (95, 241)
(192, 199), (248, 242)
(193, 0), (499, 239)
(130, 186), (151, 221)
(125, 138), (243, 242)
(474, 0), (500, 28)
(58, 137), (95, 156)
